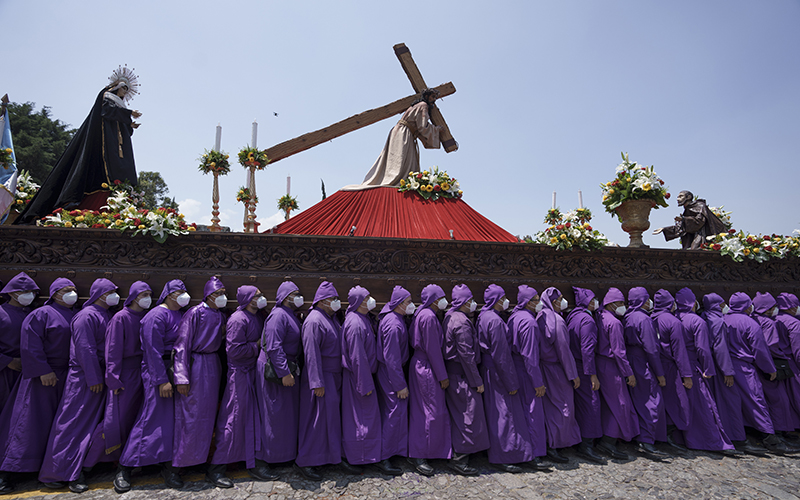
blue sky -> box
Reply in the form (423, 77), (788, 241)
(3, 1), (798, 247)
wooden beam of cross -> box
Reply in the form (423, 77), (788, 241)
(263, 43), (457, 165)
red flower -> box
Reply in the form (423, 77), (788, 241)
(91, 223), (105, 229)
(556, 224), (564, 230)
(92, 210), (100, 216)
(765, 245), (774, 252)
(641, 167), (646, 171)
(69, 210), (80, 216)
(665, 193), (671, 199)
(713, 244), (722, 251)
(434, 185), (441, 192)
(728, 229), (735, 234)
(659, 179), (664, 185)
(763, 235), (771, 241)
(54, 208), (63, 214)
(565, 223), (571, 228)
(134, 218), (142, 226)
(113, 213), (121, 219)
(113, 179), (121, 185)
(586, 225), (592, 231)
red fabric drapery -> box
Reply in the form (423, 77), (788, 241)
(275, 187), (518, 242)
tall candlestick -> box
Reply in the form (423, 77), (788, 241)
(287, 176), (291, 195)
(251, 120), (258, 149)
(552, 191), (556, 210)
(214, 123), (222, 152)
(578, 190), (584, 209)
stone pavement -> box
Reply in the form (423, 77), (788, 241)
(8, 442), (800, 500)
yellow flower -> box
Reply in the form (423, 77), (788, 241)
(188, 226), (196, 231)
(64, 221), (73, 228)
(608, 189), (615, 195)
(225, 155), (229, 159)
(753, 248), (760, 254)
(626, 177), (631, 182)
(179, 213), (184, 218)
(104, 219), (111, 224)
(583, 223), (590, 229)
(550, 237), (558, 244)
(138, 224), (146, 229)
(115, 220), (123, 227)
(4, 148), (11, 153)
(743, 248), (751, 256)
(15, 199), (22, 204)
(441, 183), (450, 190)
(605, 182), (612, 186)
(642, 183), (651, 191)
(423, 170), (429, 175)
(602, 195), (608, 201)
(457, 190), (463, 195)
(400, 179), (406, 186)
(101, 212), (108, 217)
(210, 162), (216, 168)
(75, 216), (85, 222)
(101, 182), (109, 189)
(560, 234), (567, 240)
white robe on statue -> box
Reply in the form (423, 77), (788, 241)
(342, 102), (441, 191)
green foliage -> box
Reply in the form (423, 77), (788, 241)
(6, 102), (75, 184)
(137, 171), (179, 209)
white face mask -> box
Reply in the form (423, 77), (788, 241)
(366, 297), (377, 311)
(468, 300), (477, 313)
(293, 295), (304, 308)
(590, 299), (599, 311)
(16, 292), (35, 306)
(105, 292), (120, 307)
(137, 296), (152, 309)
(256, 296), (268, 309)
(559, 298), (568, 311)
(670, 303), (677, 313)
(615, 305), (627, 317)
(436, 298), (448, 310)
(769, 308), (779, 318)
(535, 301), (544, 313)
(722, 305), (730, 315)
(329, 298), (341, 312)
(176, 292), (191, 307)
(795, 309), (800, 317)
(62, 290), (78, 306)
(405, 303), (416, 315)
(214, 294), (228, 308)
(647, 299), (654, 311)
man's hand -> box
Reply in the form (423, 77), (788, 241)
(90, 383), (104, 394)
(314, 387), (325, 397)
(282, 373), (295, 387)
(131, 122), (140, 129)
(535, 385), (546, 398)
(724, 375), (734, 387)
(476, 385), (484, 394)
(626, 375), (636, 387)
(176, 384), (190, 396)
(114, 387), (124, 395)
(652, 228), (664, 235)
(509, 389), (518, 396)
(397, 387), (409, 399)
(657, 376), (666, 387)
(572, 377), (580, 389)
(132, 110), (142, 118)
(590, 374), (600, 391)
(440, 378), (450, 390)
(40, 372), (58, 387)
(158, 382), (173, 398)
(7, 358), (21, 372)
(682, 377), (693, 389)
(769, 372), (777, 381)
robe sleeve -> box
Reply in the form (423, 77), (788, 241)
(342, 318), (375, 397)
(453, 321), (483, 388)
(412, 103), (441, 150)
(759, 319), (783, 358)
(20, 310), (53, 378)
(486, 316), (519, 393)
(579, 315), (597, 376)
(778, 318), (800, 365)
(692, 319), (716, 378)
(421, 313), (448, 382)
(104, 314), (126, 391)
(226, 313), (258, 363)
(609, 319), (634, 378)
(681, 204), (707, 234)
(669, 323), (694, 378)
(303, 319), (325, 390)
(707, 316), (735, 376)
(141, 310), (169, 386)
(640, 318), (665, 378)
(748, 322), (777, 374)
(172, 307), (197, 386)
(72, 312), (104, 387)
(517, 316), (544, 388)
(101, 101), (133, 124)
(554, 320), (578, 381)
(379, 318), (407, 393)
(265, 313), (291, 378)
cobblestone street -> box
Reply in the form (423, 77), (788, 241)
(9, 442), (800, 500)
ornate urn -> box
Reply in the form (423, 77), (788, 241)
(615, 199), (655, 248)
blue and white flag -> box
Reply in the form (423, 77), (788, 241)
(0, 107), (18, 221)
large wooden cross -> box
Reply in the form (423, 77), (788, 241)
(263, 43), (458, 165)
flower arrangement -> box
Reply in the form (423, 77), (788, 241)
(238, 147), (269, 170)
(38, 180), (196, 243)
(0, 147), (13, 168)
(12, 170), (40, 214)
(278, 194), (298, 212)
(199, 149), (231, 175)
(702, 230), (800, 263)
(525, 207), (608, 251)
(236, 186), (257, 205)
(601, 152), (670, 214)
(398, 166), (462, 201)
(709, 205), (733, 231)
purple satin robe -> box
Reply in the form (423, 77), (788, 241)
(0, 303), (28, 410)
(257, 305), (301, 463)
(0, 302), (74, 472)
(443, 309), (489, 455)
(776, 310), (800, 421)
(296, 308), (343, 467)
(595, 309), (639, 441)
(172, 303), (224, 467)
(376, 311), (409, 459)
(211, 308), (264, 468)
(567, 307), (602, 439)
(341, 311), (381, 464)
(651, 309), (693, 430)
(754, 313), (800, 432)
(119, 305), (182, 467)
(623, 307), (667, 444)
(408, 307), (451, 459)
(507, 308), (547, 457)
(39, 304), (111, 482)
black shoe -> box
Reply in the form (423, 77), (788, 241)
(545, 448), (569, 463)
(43, 481), (66, 489)
(763, 434), (792, 455)
(374, 459), (403, 476)
(596, 441), (629, 460)
(293, 463), (322, 481)
(447, 459), (478, 476)
(205, 471), (233, 489)
(0, 474), (14, 495)
(160, 465), (183, 490)
(780, 438), (800, 454)
(719, 448), (743, 457)
(339, 459), (362, 475)
(69, 473), (89, 494)
(406, 457), (435, 477)
(248, 465), (280, 481)
(666, 434), (688, 453)
(492, 463), (523, 473)
(734, 439), (768, 457)
(575, 443), (606, 464)
(113, 466), (132, 494)
(636, 441), (670, 458)
(527, 457), (551, 471)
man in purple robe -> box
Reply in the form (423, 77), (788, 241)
(565, 288), (606, 463)
(536, 287), (581, 463)
(172, 277), (227, 483)
(118, 279), (189, 491)
(0, 278), (76, 494)
(209, 285), (278, 487)
(623, 288), (669, 457)
(478, 284), (534, 472)
(82, 281), (151, 491)
(258, 282), (303, 468)
(776, 293), (800, 428)
(753, 292), (800, 444)
(294, 281), (344, 481)
(507, 286), (550, 470)
(442, 284), (488, 476)
(674, 288), (736, 453)
(341, 286), (388, 473)
(375, 286), (412, 472)
(723, 292), (792, 454)
(594, 288), (640, 460)
(39, 278), (119, 492)
(0, 272), (39, 410)
(407, 284), (451, 476)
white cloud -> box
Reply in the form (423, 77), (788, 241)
(177, 198), (206, 225)
(258, 211), (286, 232)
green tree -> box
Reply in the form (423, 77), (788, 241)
(7, 102), (75, 184)
(137, 171), (179, 209)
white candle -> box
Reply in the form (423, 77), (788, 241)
(251, 120), (258, 149)
(214, 123), (222, 152)
(578, 190), (584, 209)
(552, 191), (556, 210)
(287, 176), (291, 196)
